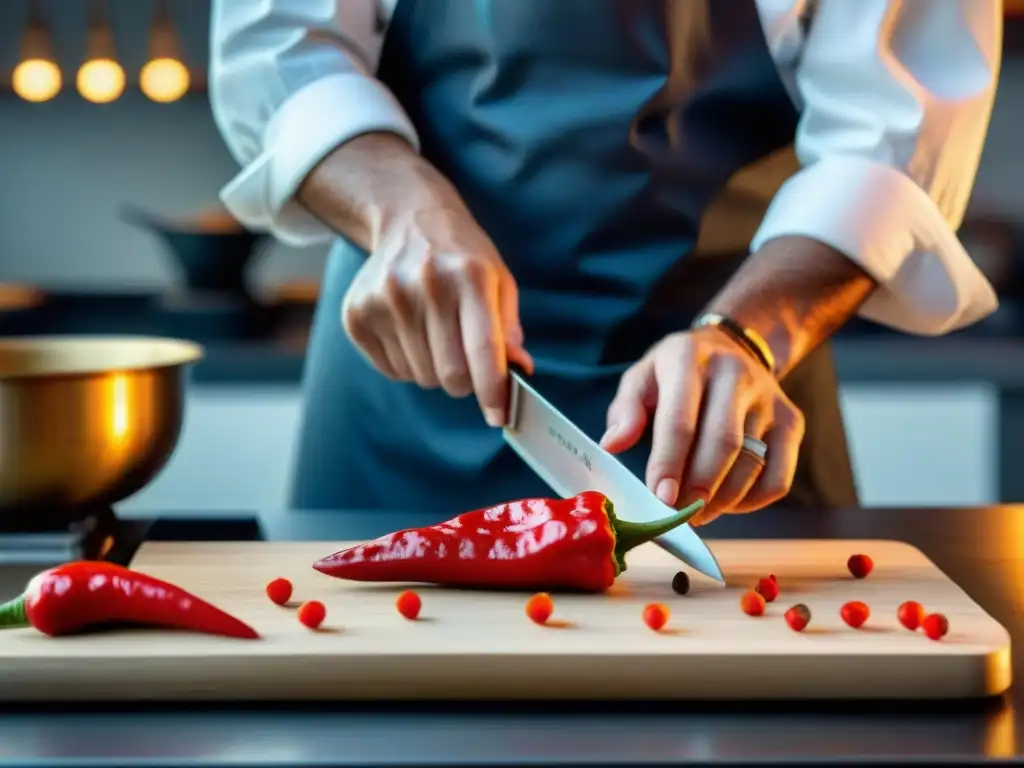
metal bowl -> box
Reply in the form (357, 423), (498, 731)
(0, 336), (204, 514)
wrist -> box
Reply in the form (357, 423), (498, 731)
(704, 236), (877, 377)
(298, 132), (458, 251)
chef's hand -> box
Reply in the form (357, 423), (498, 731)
(341, 201), (533, 426)
(600, 328), (805, 527)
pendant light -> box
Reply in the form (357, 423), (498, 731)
(140, 0), (190, 103)
(11, 0), (62, 103)
(76, 0), (126, 104)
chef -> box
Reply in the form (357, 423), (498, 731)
(210, 0), (999, 527)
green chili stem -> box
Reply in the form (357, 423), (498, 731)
(608, 497), (705, 572)
(0, 595), (29, 629)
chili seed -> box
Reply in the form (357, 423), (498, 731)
(671, 571), (690, 595)
(642, 602), (670, 631)
(897, 600), (926, 631)
(754, 576), (779, 602)
(525, 593), (554, 625)
(265, 577), (293, 606)
(396, 590), (422, 620)
(739, 590), (766, 617)
(847, 554), (873, 579)
(922, 613), (949, 641)
(297, 600), (326, 629)
(840, 600), (870, 628)
(784, 604), (811, 632)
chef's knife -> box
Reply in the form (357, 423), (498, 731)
(501, 368), (726, 583)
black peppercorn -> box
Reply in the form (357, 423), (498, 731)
(671, 571), (690, 595)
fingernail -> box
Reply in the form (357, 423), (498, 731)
(655, 478), (679, 506)
(484, 408), (504, 427)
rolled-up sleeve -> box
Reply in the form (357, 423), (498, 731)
(752, 0), (1002, 335)
(209, 0), (419, 246)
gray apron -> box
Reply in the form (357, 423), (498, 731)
(290, 0), (859, 520)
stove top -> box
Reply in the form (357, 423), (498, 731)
(0, 507), (120, 566)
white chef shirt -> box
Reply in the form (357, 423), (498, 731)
(209, 0), (1002, 336)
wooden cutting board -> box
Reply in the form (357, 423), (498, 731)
(0, 540), (1011, 701)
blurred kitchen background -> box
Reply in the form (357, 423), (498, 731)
(2, 0), (1024, 515)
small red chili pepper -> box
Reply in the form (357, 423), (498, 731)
(297, 600), (326, 629)
(740, 590), (765, 616)
(265, 577), (293, 606)
(312, 491), (704, 592)
(0, 561), (259, 639)
(754, 576), (778, 602)
(525, 593), (554, 625)
(840, 600), (870, 628)
(847, 554), (873, 579)
(396, 590), (422, 620)
(921, 613), (949, 641)
(642, 602), (670, 631)
(897, 600), (926, 631)
(784, 604), (811, 632)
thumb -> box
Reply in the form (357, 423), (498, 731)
(600, 360), (654, 454)
(498, 269), (533, 373)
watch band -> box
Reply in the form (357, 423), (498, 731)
(692, 313), (775, 374)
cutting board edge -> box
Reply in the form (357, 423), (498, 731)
(0, 643), (1011, 701)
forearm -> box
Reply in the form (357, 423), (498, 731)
(297, 133), (462, 251)
(705, 236), (877, 378)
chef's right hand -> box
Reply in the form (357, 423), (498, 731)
(341, 202), (533, 426)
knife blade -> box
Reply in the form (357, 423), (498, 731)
(501, 369), (725, 583)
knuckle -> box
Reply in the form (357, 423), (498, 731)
(459, 258), (496, 290)
(717, 432), (744, 456)
(438, 366), (472, 394)
(466, 332), (500, 360)
(778, 399), (806, 433)
(655, 418), (695, 448)
(341, 301), (371, 339)
(647, 456), (683, 482)
(382, 271), (413, 308)
(760, 475), (792, 503)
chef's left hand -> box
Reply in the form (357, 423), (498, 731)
(600, 328), (805, 527)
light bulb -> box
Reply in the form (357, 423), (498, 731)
(140, 57), (190, 103)
(76, 58), (125, 104)
(12, 58), (62, 103)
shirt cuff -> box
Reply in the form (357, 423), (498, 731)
(751, 156), (998, 336)
(219, 73), (421, 247)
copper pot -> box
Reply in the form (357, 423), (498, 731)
(0, 336), (203, 513)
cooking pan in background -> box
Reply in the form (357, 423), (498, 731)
(120, 205), (269, 298)
(0, 336), (204, 519)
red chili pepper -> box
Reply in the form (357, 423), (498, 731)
(312, 491), (704, 592)
(0, 561), (259, 639)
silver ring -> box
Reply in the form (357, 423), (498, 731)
(741, 434), (767, 464)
